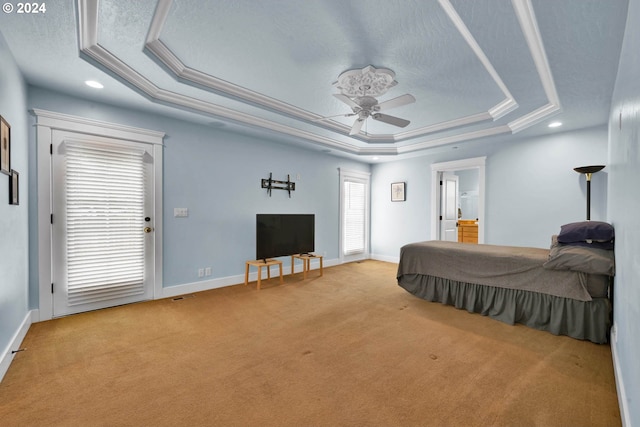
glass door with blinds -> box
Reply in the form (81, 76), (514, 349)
(51, 131), (156, 317)
(339, 169), (370, 263)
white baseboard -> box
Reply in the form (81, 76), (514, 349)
(161, 257), (340, 299)
(611, 325), (631, 427)
(161, 274), (245, 299)
(0, 310), (35, 383)
(370, 253), (400, 264)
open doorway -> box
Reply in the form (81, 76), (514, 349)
(430, 157), (486, 243)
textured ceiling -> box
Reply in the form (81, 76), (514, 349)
(0, 0), (629, 161)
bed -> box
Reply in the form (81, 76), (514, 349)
(397, 222), (615, 344)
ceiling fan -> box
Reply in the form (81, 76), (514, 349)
(330, 92), (416, 135)
(316, 65), (416, 135)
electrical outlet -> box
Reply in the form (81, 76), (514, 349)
(205, 267), (212, 276)
(198, 268), (204, 278)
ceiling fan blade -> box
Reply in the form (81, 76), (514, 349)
(372, 113), (410, 128)
(334, 94), (361, 111)
(376, 94), (416, 111)
(349, 118), (366, 135)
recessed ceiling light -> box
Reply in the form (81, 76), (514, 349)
(372, 156), (379, 160)
(85, 80), (104, 89)
(548, 121), (562, 128)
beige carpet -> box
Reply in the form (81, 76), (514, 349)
(0, 260), (620, 426)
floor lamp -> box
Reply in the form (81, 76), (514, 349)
(573, 165), (605, 220)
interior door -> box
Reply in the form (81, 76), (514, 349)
(51, 130), (156, 317)
(440, 172), (459, 242)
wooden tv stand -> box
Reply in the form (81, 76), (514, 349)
(291, 253), (323, 279)
(244, 259), (283, 290)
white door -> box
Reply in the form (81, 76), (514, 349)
(440, 172), (459, 242)
(51, 131), (156, 317)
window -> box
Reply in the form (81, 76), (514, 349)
(339, 168), (370, 262)
(343, 180), (366, 254)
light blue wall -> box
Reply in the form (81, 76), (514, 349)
(370, 155), (431, 260)
(0, 34), (29, 357)
(26, 86), (369, 293)
(161, 125), (364, 284)
(486, 127), (608, 247)
(371, 126), (608, 260)
(608, 0), (640, 423)
(370, 142), (501, 259)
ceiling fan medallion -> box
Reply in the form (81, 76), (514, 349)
(333, 65), (397, 97)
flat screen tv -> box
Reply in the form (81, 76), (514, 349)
(256, 214), (315, 260)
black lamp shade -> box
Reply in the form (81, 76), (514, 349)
(574, 165), (605, 175)
(573, 165), (605, 220)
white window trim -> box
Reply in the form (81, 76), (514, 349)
(32, 109), (165, 321)
(338, 168), (371, 263)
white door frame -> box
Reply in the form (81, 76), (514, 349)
(430, 157), (485, 243)
(33, 109), (164, 321)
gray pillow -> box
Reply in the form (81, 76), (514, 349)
(543, 235), (615, 276)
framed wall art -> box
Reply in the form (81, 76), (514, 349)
(9, 169), (19, 205)
(391, 182), (406, 202)
(0, 116), (10, 175)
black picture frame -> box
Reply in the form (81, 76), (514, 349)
(9, 169), (18, 205)
(0, 116), (10, 175)
(391, 182), (406, 202)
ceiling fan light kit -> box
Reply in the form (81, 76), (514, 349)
(327, 65), (416, 136)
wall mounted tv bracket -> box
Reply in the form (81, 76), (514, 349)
(261, 172), (296, 197)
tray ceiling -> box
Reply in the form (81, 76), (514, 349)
(0, 0), (629, 160)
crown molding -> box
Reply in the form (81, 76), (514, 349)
(143, 0), (523, 143)
(76, 0), (98, 49)
(508, 102), (561, 133)
(508, 0), (561, 132)
(76, 0), (368, 155)
(145, 0), (334, 129)
(489, 98), (519, 120)
(397, 125), (512, 154)
(438, 0), (518, 118)
(386, 112), (495, 142)
(75, 0), (561, 157)
(31, 108), (166, 144)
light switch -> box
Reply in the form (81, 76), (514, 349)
(174, 208), (189, 217)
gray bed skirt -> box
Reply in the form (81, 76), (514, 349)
(398, 274), (612, 344)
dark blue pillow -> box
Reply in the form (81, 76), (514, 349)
(557, 221), (614, 247)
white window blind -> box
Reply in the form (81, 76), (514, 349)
(64, 141), (146, 306)
(343, 180), (366, 255)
